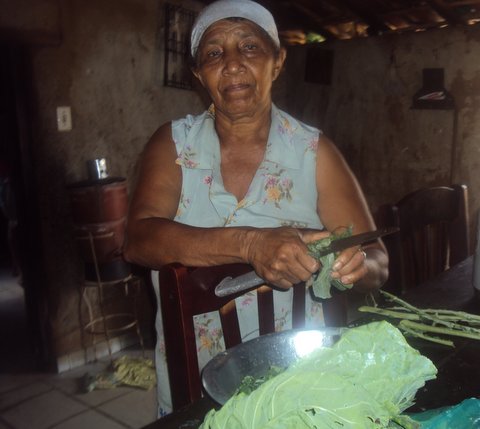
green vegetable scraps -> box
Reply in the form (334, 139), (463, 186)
(236, 366), (285, 395)
(359, 290), (480, 347)
(307, 226), (353, 299)
(200, 321), (437, 429)
(81, 356), (156, 393)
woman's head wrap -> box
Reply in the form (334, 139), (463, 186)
(190, 0), (280, 57)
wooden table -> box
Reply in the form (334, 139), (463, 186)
(143, 256), (479, 429)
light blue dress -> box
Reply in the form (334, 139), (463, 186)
(152, 104), (326, 416)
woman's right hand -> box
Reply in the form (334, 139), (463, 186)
(244, 227), (330, 289)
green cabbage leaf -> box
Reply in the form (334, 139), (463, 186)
(200, 321), (437, 429)
(307, 227), (353, 299)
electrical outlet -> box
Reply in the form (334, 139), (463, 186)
(56, 106), (72, 131)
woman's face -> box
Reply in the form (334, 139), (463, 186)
(193, 19), (286, 120)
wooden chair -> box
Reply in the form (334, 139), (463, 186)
(157, 262), (347, 410)
(377, 184), (470, 295)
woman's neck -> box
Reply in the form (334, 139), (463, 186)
(213, 103), (273, 201)
(214, 103), (272, 149)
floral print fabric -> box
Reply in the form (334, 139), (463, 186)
(152, 104), (326, 416)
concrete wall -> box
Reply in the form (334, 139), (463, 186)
(0, 0), (60, 39)
(3, 0), (479, 363)
(285, 26), (480, 237)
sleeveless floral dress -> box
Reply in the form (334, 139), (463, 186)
(152, 104), (326, 416)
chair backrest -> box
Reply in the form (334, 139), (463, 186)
(377, 184), (470, 294)
(158, 262), (347, 410)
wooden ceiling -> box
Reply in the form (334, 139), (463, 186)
(197, 0), (480, 44)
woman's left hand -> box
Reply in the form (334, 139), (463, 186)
(330, 245), (388, 292)
(330, 246), (368, 286)
(314, 135), (389, 291)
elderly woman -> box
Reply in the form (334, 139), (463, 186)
(125, 0), (388, 416)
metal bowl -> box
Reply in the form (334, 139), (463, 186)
(201, 327), (345, 405)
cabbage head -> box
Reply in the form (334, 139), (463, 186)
(200, 321), (437, 429)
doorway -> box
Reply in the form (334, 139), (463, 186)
(0, 44), (51, 372)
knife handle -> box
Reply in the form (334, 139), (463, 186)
(214, 271), (265, 297)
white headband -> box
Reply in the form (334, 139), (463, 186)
(190, 0), (280, 57)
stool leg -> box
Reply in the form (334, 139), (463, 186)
(89, 232), (113, 361)
(131, 277), (145, 357)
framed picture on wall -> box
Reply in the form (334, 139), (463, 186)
(164, 3), (196, 90)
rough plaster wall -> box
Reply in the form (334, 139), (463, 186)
(0, 0), (59, 35)
(29, 0), (206, 357)
(285, 25), (480, 242)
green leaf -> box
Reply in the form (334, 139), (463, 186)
(307, 226), (353, 299)
(200, 322), (437, 429)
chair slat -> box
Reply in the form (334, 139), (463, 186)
(377, 184), (470, 294)
(257, 286), (275, 335)
(292, 283), (306, 329)
(219, 301), (242, 348)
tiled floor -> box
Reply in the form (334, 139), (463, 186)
(0, 269), (158, 429)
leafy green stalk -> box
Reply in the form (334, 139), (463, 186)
(358, 290), (480, 347)
(307, 226), (353, 299)
(357, 306), (421, 321)
(400, 319), (480, 342)
(388, 306), (480, 325)
(397, 323), (455, 347)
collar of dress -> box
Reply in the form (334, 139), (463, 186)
(175, 104), (304, 171)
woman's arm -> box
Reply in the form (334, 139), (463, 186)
(124, 123), (325, 288)
(125, 122), (247, 268)
(315, 135), (389, 292)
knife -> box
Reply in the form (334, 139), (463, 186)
(214, 227), (399, 297)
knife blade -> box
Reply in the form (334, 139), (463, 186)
(214, 227), (398, 297)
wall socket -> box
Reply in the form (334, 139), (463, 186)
(56, 106), (72, 131)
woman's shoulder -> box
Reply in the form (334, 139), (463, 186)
(273, 105), (322, 137)
(171, 108), (216, 159)
(172, 108), (213, 133)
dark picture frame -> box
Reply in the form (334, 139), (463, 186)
(164, 3), (197, 90)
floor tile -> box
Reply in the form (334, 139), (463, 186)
(0, 268), (158, 429)
(50, 410), (128, 429)
(0, 381), (53, 411)
(98, 388), (157, 429)
(72, 380), (135, 407)
(1, 390), (87, 429)
(0, 373), (48, 395)
(47, 359), (142, 407)
(0, 271), (36, 374)
(75, 386), (133, 407)
(46, 361), (109, 395)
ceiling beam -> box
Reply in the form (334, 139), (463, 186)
(191, 0), (477, 39)
(283, 1), (340, 39)
(328, 0), (391, 35)
(423, 0), (468, 25)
